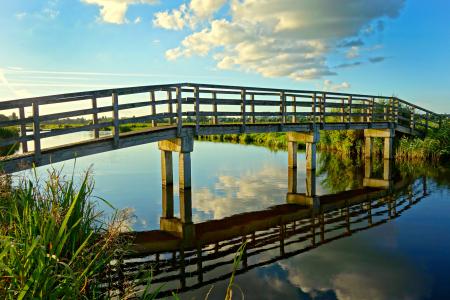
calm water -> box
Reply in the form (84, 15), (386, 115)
(15, 131), (450, 299)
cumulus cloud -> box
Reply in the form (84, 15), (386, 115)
(323, 79), (351, 92)
(81, 0), (157, 24)
(154, 0), (404, 80)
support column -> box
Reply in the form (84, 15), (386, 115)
(364, 137), (373, 159)
(306, 142), (317, 170)
(179, 152), (191, 190)
(287, 128), (319, 171)
(364, 158), (372, 179)
(161, 150), (173, 186)
(306, 169), (316, 197)
(179, 188), (192, 223)
(288, 167), (297, 194)
(383, 137), (394, 160)
(288, 141), (297, 169)
(161, 185), (174, 218)
(158, 134), (194, 190)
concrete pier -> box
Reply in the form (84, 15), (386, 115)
(363, 128), (395, 160)
(287, 128), (320, 170)
(158, 134), (194, 190)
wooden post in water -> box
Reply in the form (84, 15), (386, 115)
(112, 92), (119, 148)
(91, 96), (99, 139)
(18, 106), (28, 153)
(32, 101), (41, 160)
(150, 91), (157, 127)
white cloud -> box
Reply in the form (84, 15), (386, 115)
(346, 46), (360, 59)
(323, 79), (351, 92)
(134, 16), (141, 24)
(81, 0), (157, 24)
(189, 0), (226, 18)
(15, 12), (27, 20)
(155, 0), (404, 80)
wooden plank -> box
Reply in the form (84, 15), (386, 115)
(150, 90), (157, 127)
(32, 101), (41, 160)
(112, 92), (120, 148)
(92, 96), (99, 139)
(19, 106), (28, 153)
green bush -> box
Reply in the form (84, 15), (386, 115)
(0, 127), (19, 156)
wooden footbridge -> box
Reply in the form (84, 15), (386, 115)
(0, 83), (445, 178)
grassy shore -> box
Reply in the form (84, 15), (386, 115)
(197, 123), (450, 164)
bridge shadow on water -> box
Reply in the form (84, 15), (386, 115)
(100, 155), (431, 299)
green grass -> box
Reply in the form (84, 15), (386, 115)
(0, 168), (130, 299)
(0, 127), (19, 156)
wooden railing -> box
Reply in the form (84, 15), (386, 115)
(0, 83), (445, 159)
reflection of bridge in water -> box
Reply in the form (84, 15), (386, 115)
(105, 159), (429, 298)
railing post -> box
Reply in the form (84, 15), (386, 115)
(112, 92), (119, 148)
(241, 89), (247, 131)
(410, 108), (415, 132)
(91, 96), (99, 139)
(311, 93), (316, 124)
(176, 86), (182, 136)
(212, 92), (218, 125)
(292, 95), (297, 123)
(340, 98), (345, 122)
(321, 93), (326, 123)
(389, 98), (394, 122)
(150, 90), (157, 127)
(19, 106), (28, 153)
(167, 90), (173, 125)
(347, 95), (352, 124)
(32, 101), (41, 160)
(370, 97), (375, 123)
(250, 93), (256, 124)
(194, 86), (200, 135)
(394, 98), (399, 124)
(280, 91), (286, 124)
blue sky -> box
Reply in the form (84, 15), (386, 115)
(0, 0), (449, 112)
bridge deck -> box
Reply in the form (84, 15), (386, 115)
(0, 82), (445, 173)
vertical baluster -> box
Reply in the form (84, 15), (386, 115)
(347, 96), (352, 124)
(194, 86), (200, 135)
(395, 98), (399, 124)
(370, 97), (375, 123)
(280, 91), (286, 124)
(19, 106), (28, 153)
(312, 93), (317, 124)
(410, 108), (415, 132)
(150, 90), (157, 127)
(176, 86), (182, 136)
(241, 89), (246, 131)
(250, 93), (256, 124)
(321, 93), (326, 123)
(112, 92), (119, 148)
(32, 101), (41, 160)
(212, 91), (218, 125)
(91, 96), (99, 139)
(167, 90), (173, 125)
(292, 95), (297, 123)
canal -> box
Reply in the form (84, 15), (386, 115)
(14, 131), (450, 299)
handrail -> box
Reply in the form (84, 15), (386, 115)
(0, 83), (446, 162)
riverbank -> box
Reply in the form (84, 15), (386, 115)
(197, 123), (450, 164)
